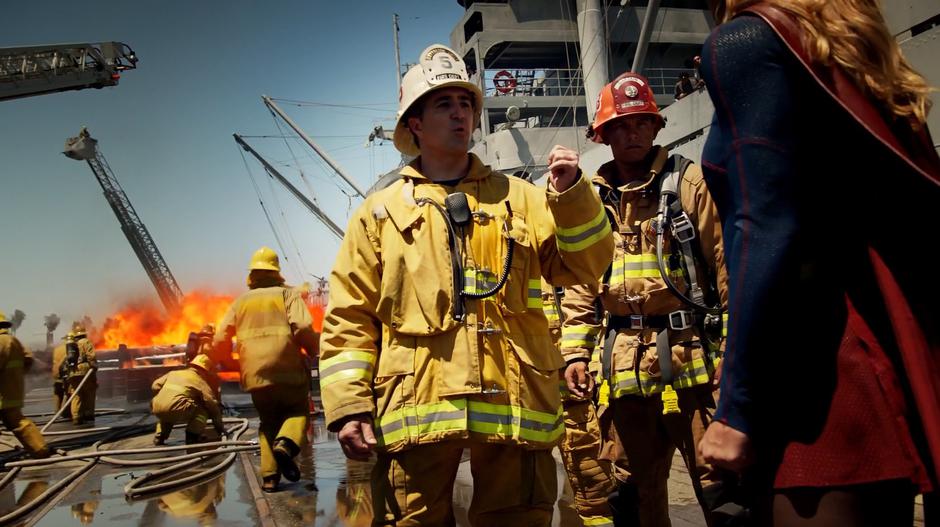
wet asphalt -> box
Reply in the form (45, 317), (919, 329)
(1, 375), (925, 526)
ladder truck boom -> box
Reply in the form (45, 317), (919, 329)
(1, 42), (137, 101)
(63, 128), (183, 313)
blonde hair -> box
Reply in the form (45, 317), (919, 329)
(723, 0), (933, 127)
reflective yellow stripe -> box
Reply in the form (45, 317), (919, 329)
(3, 358), (23, 370)
(468, 400), (563, 443)
(609, 357), (711, 399)
(722, 312), (729, 337)
(590, 345), (602, 365)
(583, 516), (615, 527)
(527, 279), (542, 309)
(319, 350), (375, 371)
(236, 325), (292, 340)
(375, 399), (564, 447)
(320, 351), (376, 387)
(609, 254), (681, 285)
(193, 413), (207, 423)
(0, 397), (23, 409)
(561, 326), (599, 348)
(463, 268), (498, 295)
(542, 303), (560, 323)
(556, 207), (611, 252)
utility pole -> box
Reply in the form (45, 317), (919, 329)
(262, 95), (367, 199)
(393, 14), (402, 93)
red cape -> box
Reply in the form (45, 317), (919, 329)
(745, 3), (940, 485)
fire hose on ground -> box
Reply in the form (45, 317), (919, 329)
(0, 417), (257, 522)
(40, 367), (95, 433)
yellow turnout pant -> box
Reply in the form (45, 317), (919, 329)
(250, 383), (309, 479)
(372, 440), (557, 527)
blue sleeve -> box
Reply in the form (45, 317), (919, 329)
(700, 15), (803, 437)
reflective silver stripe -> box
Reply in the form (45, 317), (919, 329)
(556, 208), (609, 247)
(319, 360), (373, 380)
(468, 410), (563, 432)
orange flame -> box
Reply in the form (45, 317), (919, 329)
(92, 291), (234, 349)
(93, 289), (326, 349)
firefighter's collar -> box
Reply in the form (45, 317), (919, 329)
(592, 145), (668, 193)
(398, 153), (491, 184)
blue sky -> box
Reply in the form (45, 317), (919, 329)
(0, 1), (465, 347)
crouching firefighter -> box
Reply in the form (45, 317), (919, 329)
(0, 310), (50, 459)
(319, 43), (614, 526)
(561, 72), (732, 527)
(542, 281), (617, 527)
(151, 354), (226, 446)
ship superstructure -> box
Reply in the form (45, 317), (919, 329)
(450, 0), (714, 178)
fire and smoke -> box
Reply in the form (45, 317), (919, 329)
(92, 289), (325, 349)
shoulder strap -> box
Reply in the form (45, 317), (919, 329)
(658, 154), (712, 308)
(595, 182), (618, 287)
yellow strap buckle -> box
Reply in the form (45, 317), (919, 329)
(661, 385), (680, 415)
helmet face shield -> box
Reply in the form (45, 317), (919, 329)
(393, 44), (484, 157)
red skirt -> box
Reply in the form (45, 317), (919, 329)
(773, 295), (931, 491)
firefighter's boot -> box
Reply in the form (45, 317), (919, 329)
(262, 475), (280, 493)
(153, 422), (171, 446)
(273, 437), (300, 482)
(14, 419), (50, 459)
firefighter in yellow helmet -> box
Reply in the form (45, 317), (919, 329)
(213, 246), (319, 493)
(62, 322), (97, 425)
(562, 72), (729, 527)
(186, 323), (216, 363)
(151, 354), (226, 446)
(541, 281), (617, 527)
(51, 332), (74, 417)
(320, 43), (614, 526)
(0, 310), (50, 459)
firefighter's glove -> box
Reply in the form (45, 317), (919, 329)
(337, 413), (377, 462)
(564, 360), (594, 399)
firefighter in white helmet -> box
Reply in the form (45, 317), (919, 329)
(561, 72), (730, 526)
(213, 247), (319, 493)
(0, 310), (50, 458)
(151, 353), (226, 446)
(320, 43), (614, 526)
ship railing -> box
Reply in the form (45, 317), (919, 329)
(478, 67), (698, 99)
(479, 68), (585, 98)
(640, 67), (700, 97)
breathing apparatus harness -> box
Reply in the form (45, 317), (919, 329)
(65, 339), (80, 368)
(414, 191), (515, 323)
(599, 154), (725, 413)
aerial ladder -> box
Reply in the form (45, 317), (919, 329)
(63, 128), (184, 313)
(0, 42), (137, 101)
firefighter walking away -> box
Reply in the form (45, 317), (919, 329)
(214, 246), (320, 493)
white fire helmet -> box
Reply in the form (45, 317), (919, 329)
(393, 44), (484, 157)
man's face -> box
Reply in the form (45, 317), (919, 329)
(408, 87), (474, 156)
(604, 114), (659, 164)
